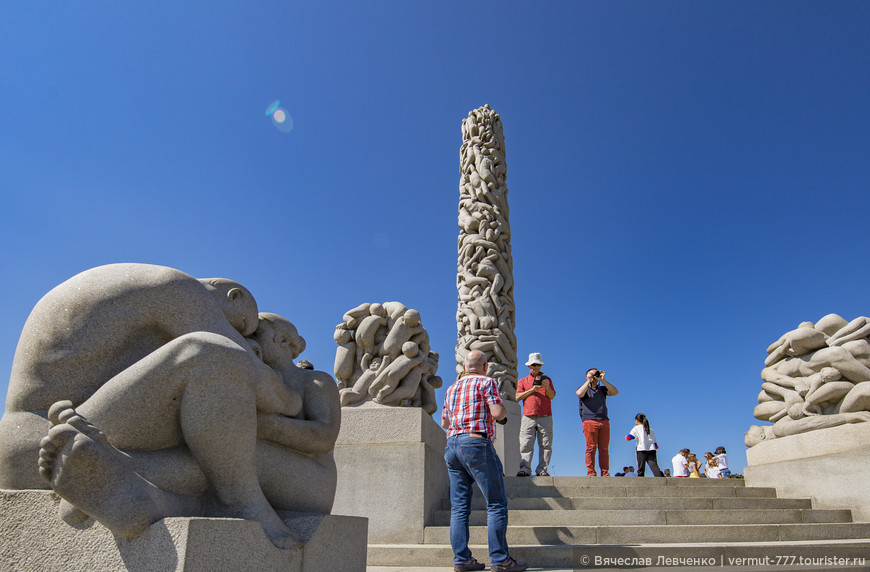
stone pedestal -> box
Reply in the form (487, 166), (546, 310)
(494, 399), (521, 476)
(332, 403), (448, 544)
(0, 490), (367, 571)
(744, 422), (870, 522)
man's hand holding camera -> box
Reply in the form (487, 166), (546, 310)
(578, 368), (619, 397)
(589, 369), (604, 388)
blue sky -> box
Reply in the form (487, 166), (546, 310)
(2, 2), (869, 477)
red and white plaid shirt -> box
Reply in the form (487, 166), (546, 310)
(442, 373), (502, 442)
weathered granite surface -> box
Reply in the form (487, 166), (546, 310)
(0, 263), (344, 551)
(456, 105), (519, 401)
(0, 490), (366, 571)
(332, 403), (448, 543)
(746, 313), (870, 447)
(745, 423), (870, 522)
(334, 302), (442, 414)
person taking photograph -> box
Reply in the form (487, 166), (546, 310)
(576, 368), (619, 477)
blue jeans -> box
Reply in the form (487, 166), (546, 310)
(445, 434), (510, 566)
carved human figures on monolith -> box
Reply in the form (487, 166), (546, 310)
(333, 302), (442, 414)
(0, 263), (340, 548)
(745, 313), (870, 446)
(456, 105), (518, 400)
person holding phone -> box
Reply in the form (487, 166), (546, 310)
(515, 353), (556, 477)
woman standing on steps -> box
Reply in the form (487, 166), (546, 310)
(625, 413), (664, 477)
(686, 453), (703, 478)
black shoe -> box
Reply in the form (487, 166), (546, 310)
(516, 470), (531, 477)
(455, 557), (486, 571)
(491, 556), (528, 572)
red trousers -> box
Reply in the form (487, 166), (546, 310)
(582, 419), (610, 476)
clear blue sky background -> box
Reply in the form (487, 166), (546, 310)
(2, 3), (869, 477)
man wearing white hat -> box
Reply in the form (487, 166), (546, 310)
(515, 352), (556, 477)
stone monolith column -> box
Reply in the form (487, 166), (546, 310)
(455, 105), (520, 472)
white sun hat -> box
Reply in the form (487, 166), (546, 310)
(525, 352), (545, 367)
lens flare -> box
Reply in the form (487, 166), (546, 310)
(266, 100), (294, 132)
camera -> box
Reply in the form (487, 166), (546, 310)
(533, 376), (543, 386)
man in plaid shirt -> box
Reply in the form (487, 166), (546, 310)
(441, 350), (527, 572)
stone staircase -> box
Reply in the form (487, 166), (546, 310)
(367, 476), (870, 570)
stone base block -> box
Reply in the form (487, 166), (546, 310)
(744, 422), (870, 522)
(332, 403), (448, 544)
(494, 399), (521, 475)
(0, 490), (367, 572)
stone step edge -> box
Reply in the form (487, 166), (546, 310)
(442, 498), (806, 507)
(504, 476), (746, 480)
(430, 508), (850, 516)
(368, 539), (870, 571)
(368, 540), (870, 569)
(367, 566), (868, 572)
(454, 493), (786, 499)
(420, 522), (870, 543)
(453, 492), (786, 499)
(427, 516), (854, 525)
(366, 565), (867, 572)
(424, 522), (870, 536)
(371, 538), (870, 547)
(368, 538), (870, 550)
(369, 538), (870, 557)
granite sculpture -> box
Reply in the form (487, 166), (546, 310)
(0, 263), (340, 549)
(745, 313), (870, 446)
(456, 104), (518, 400)
(333, 302), (442, 414)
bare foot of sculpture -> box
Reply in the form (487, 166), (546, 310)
(46, 401), (90, 526)
(38, 404), (199, 539)
(39, 402), (298, 549)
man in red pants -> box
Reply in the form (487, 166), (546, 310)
(575, 368), (619, 476)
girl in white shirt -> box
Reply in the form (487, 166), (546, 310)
(704, 453), (723, 479)
(625, 413), (664, 477)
